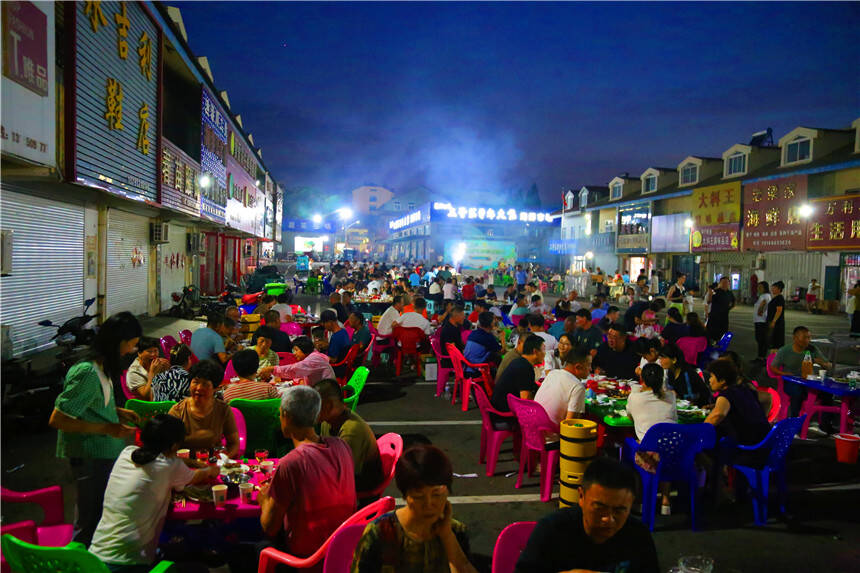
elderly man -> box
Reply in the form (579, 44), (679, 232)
(314, 379), (383, 494)
(516, 457), (658, 573)
(593, 323), (639, 379)
(258, 386), (356, 561)
(258, 336), (335, 386)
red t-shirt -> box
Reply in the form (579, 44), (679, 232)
(462, 284), (476, 300)
(269, 437), (357, 561)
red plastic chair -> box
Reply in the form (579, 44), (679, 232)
(447, 342), (493, 412)
(472, 384), (517, 477)
(357, 334), (375, 367)
(281, 322), (304, 336)
(369, 324), (397, 367)
(179, 329), (193, 346)
(257, 496), (395, 572)
(677, 336), (708, 366)
(511, 314), (523, 327)
(765, 387), (782, 424)
(277, 352), (297, 366)
(507, 395), (560, 503)
(356, 433), (404, 499)
(159, 335), (179, 358)
(321, 524), (366, 573)
(120, 370), (135, 401)
(0, 486), (73, 572)
(392, 327), (426, 377)
(429, 336), (456, 398)
(491, 521), (537, 573)
(766, 352), (789, 421)
(332, 344), (361, 386)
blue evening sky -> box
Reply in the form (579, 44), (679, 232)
(176, 1), (859, 205)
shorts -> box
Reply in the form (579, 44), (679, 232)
(806, 294), (817, 303)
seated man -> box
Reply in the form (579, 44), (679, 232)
(496, 333), (525, 383)
(399, 297), (432, 335)
(534, 346), (590, 430)
(771, 325), (833, 419)
(597, 305), (621, 333)
(516, 457), (659, 573)
(593, 323), (640, 380)
(222, 349), (279, 402)
(319, 310), (351, 377)
(376, 295), (405, 338)
(314, 379), (383, 494)
(438, 306), (466, 368)
(467, 300), (489, 323)
(347, 312), (372, 354)
(271, 293), (294, 323)
(490, 335), (545, 424)
(252, 311), (293, 353)
(254, 329), (280, 371)
(528, 294), (549, 315)
(258, 336), (336, 386)
(254, 294), (277, 317)
(464, 311), (503, 371)
(510, 294), (530, 316)
(548, 314), (575, 341)
(257, 386), (357, 561)
(190, 313), (231, 364)
(328, 292), (349, 324)
(571, 308), (603, 357)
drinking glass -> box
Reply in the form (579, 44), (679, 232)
(255, 449), (269, 464)
(678, 555), (714, 573)
(195, 449), (210, 463)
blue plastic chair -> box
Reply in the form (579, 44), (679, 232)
(723, 416), (805, 526)
(293, 277), (305, 294)
(501, 313), (514, 327)
(322, 277), (335, 296)
(625, 423), (716, 531)
(425, 299), (435, 315)
(716, 331), (733, 352)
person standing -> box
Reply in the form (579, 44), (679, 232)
(665, 273), (687, 318)
(848, 280), (860, 337)
(806, 278), (821, 313)
(48, 312), (143, 547)
(752, 281), (772, 362)
(767, 281), (786, 351)
(706, 276), (735, 343)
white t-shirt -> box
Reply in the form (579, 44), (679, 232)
(126, 358), (148, 392)
(90, 447), (195, 565)
(376, 306), (401, 336)
(535, 369), (585, 427)
(271, 303), (293, 322)
(753, 293), (772, 324)
(429, 282), (442, 295)
(443, 283), (457, 299)
(534, 331), (558, 352)
(398, 311), (432, 334)
(625, 389), (678, 441)
(367, 280), (382, 293)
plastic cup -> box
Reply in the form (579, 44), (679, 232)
(211, 484), (228, 506)
(177, 449), (190, 459)
(239, 482), (254, 504)
(818, 370), (827, 380)
(260, 460), (275, 476)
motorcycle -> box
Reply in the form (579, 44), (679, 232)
(38, 297), (98, 353)
(168, 285), (200, 319)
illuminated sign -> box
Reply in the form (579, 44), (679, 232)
(389, 210), (422, 230)
(432, 202), (553, 223)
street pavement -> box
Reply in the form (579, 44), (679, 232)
(2, 294), (858, 572)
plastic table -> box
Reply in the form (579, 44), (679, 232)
(783, 375), (859, 434)
(167, 461), (275, 521)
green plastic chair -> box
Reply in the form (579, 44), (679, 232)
(305, 276), (320, 295)
(343, 366), (370, 412)
(125, 399), (177, 426)
(1, 534), (173, 572)
(229, 398), (293, 458)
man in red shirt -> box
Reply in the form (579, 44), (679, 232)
(467, 300), (489, 323)
(461, 277), (476, 301)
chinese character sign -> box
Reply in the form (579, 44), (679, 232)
(743, 175), (808, 251)
(807, 195), (860, 250)
(616, 205), (650, 253)
(691, 181), (741, 252)
(199, 89), (228, 223)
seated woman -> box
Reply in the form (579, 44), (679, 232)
(544, 333), (574, 373)
(705, 359), (771, 448)
(685, 312), (708, 339)
(351, 445), (477, 573)
(626, 363), (678, 514)
(168, 360), (240, 458)
(151, 344), (193, 402)
(658, 343), (712, 407)
(89, 415), (218, 571)
(661, 307), (689, 345)
(254, 330), (280, 371)
(126, 337), (170, 400)
(718, 351), (773, 415)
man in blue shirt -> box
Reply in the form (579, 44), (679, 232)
(464, 312), (503, 371)
(409, 270), (421, 287)
(320, 310), (351, 377)
(515, 265), (528, 291)
(190, 313), (230, 364)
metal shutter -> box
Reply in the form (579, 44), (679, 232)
(106, 209), (150, 316)
(158, 223), (189, 312)
(0, 188), (85, 356)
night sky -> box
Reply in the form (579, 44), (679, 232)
(176, 1), (859, 206)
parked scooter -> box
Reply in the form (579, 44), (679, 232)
(169, 285), (200, 319)
(38, 297), (98, 352)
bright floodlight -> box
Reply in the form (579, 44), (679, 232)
(798, 204), (813, 218)
(312, 214), (323, 224)
(198, 174), (212, 188)
(452, 242), (467, 265)
(585, 251), (594, 259)
(338, 207), (354, 220)
(684, 218), (694, 228)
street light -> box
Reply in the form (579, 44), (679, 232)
(798, 204), (814, 218)
(311, 213), (323, 224)
(684, 218), (694, 228)
(585, 251), (594, 259)
(198, 174), (212, 188)
(337, 207), (354, 220)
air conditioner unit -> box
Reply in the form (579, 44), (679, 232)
(150, 222), (169, 244)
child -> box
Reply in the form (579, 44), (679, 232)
(634, 310), (663, 339)
(684, 288), (696, 315)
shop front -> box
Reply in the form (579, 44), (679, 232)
(651, 213), (694, 290)
(690, 181), (742, 295)
(616, 205), (651, 279)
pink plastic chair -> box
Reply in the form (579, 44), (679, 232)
(765, 387), (782, 424)
(223, 360), (238, 382)
(159, 335), (179, 358)
(370, 324), (397, 367)
(277, 352), (297, 366)
(491, 521), (537, 573)
(0, 485), (73, 572)
(461, 329), (471, 346)
(472, 384), (517, 477)
(179, 329), (193, 346)
(120, 370), (134, 400)
(766, 353), (790, 421)
(677, 336), (708, 366)
(258, 496), (395, 572)
(511, 314), (523, 327)
(321, 523), (366, 573)
(356, 433), (404, 499)
(230, 407), (247, 458)
(799, 389), (842, 440)
(429, 336), (456, 398)
(447, 342), (493, 412)
(281, 322), (304, 336)
(507, 395), (560, 502)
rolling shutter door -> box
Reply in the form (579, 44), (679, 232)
(158, 223), (189, 312)
(105, 209), (150, 316)
(0, 189), (85, 356)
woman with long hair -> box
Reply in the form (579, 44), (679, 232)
(48, 311), (144, 546)
(658, 343), (712, 407)
(685, 312), (707, 339)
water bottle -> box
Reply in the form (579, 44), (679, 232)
(443, 381), (452, 400)
(801, 351), (813, 379)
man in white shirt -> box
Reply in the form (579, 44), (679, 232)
(442, 279), (457, 301)
(567, 290), (582, 312)
(535, 347), (590, 440)
(398, 297), (432, 335)
(376, 295), (406, 337)
(270, 293), (294, 323)
(528, 314), (558, 353)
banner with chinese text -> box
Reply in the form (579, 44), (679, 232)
(74, 1), (159, 201)
(691, 181), (740, 252)
(743, 175), (807, 251)
(199, 88), (227, 223)
(806, 195), (860, 250)
(160, 138), (200, 217)
(616, 205), (650, 253)
(1, 1), (55, 167)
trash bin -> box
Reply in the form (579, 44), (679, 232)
(835, 433), (859, 464)
(559, 418), (597, 507)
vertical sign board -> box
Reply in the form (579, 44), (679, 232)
(225, 125), (265, 237)
(160, 137), (200, 217)
(743, 175), (808, 251)
(690, 181), (741, 252)
(1, 1), (55, 167)
(74, 1), (159, 201)
(274, 184), (284, 243)
(806, 195), (860, 251)
(200, 88), (228, 223)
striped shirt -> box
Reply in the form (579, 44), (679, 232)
(222, 379), (280, 403)
(257, 349), (280, 370)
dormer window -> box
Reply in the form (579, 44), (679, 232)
(726, 152), (747, 176)
(610, 183), (622, 200)
(681, 164), (698, 185)
(643, 175), (657, 193)
(785, 136), (811, 164)
(580, 190), (588, 208)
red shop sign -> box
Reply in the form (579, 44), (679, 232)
(743, 174), (808, 251)
(807, 195), (860, 250)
